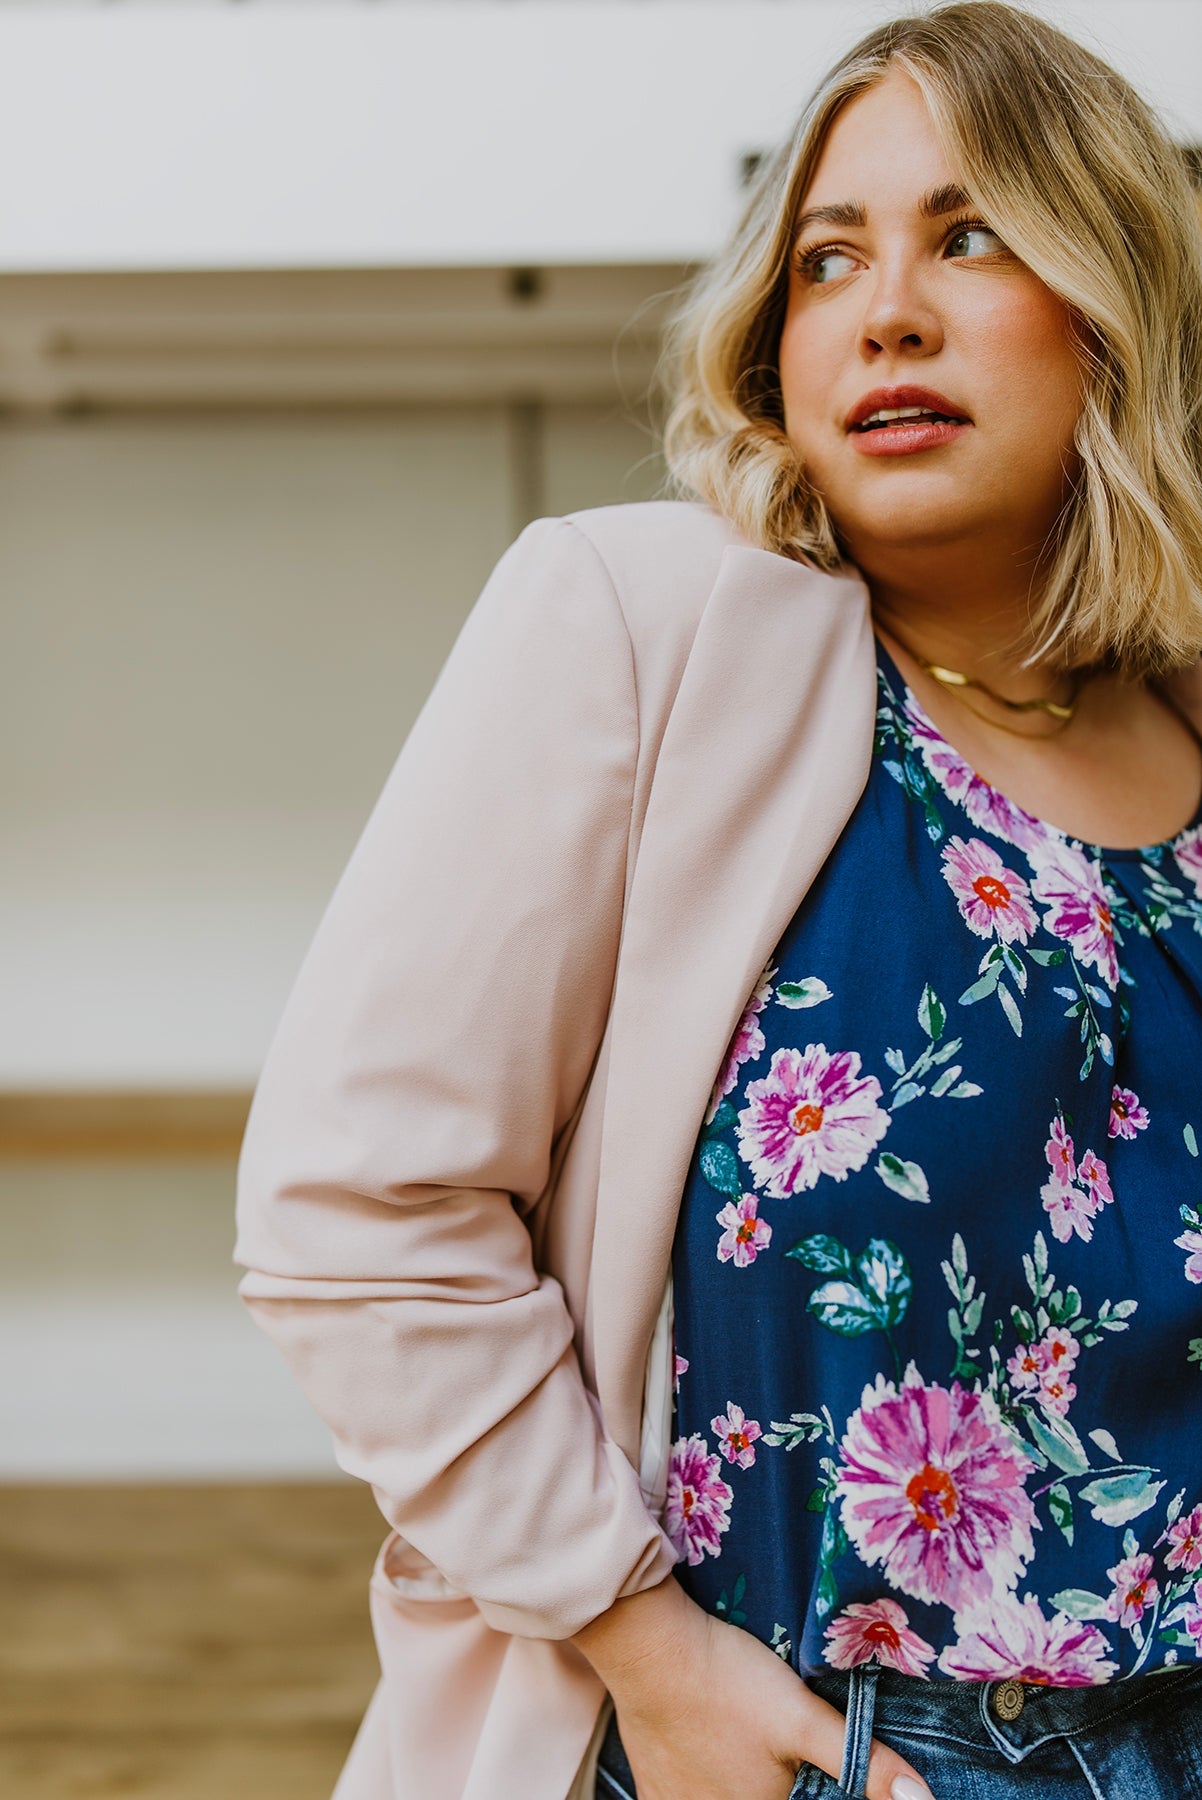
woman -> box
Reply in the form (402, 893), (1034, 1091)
(233, 5), (1202, 1797)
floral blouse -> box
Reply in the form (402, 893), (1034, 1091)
(667, 636), (1202, 1687)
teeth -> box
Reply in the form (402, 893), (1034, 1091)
(862, 406), (943, 426)
(856, 404), (963, 430)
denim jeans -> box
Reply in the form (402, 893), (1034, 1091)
(594, 1660), (1202, 1798)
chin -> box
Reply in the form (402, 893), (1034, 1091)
(831, 500), (983, 554)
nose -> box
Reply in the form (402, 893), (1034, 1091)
(859, 255), (944, 358)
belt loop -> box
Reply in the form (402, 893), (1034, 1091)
(838, 1660), (881, 1798)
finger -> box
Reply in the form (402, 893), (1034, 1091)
(791, 1687), (936, 1800)
(865, 1735), (937, 1800)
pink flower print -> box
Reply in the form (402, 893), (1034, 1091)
(737, 1044), (889, 1197)
(704, 963), (776, 1123)
(711, 1403), (762, 1470)
(1007, 1341), (1047, 1394)
(1041, 1327), (1079, 1375)
(1165, 1505), (1202, 1575)
(824, 1598), (936, 1678)
(1029, 840), (1119, 987)
(1041, 1175), (1098, 1245)
(1078, 1149), (1113, 1207)
(1037, 1367), (1076, 1418)
(665, 1435), (733, 1567)
(904, 695), (1048, 853)
(1174, 826), (1202, 899)
(1184, 1579), (1202, 1653)
(715, 1194), (772, 1268)
(673, 1353), (689, 1392)
(940, 836), (1037, 944)
(1046, 1114), (1077, 1186)
(1176, 1229), (1202, 1284)
(1107, 1085), (1149, 1140)
(937, 1594), (1117, 1684)
(1105, 1553), (1159, 1630)
(836, 1364), (1036, 1613)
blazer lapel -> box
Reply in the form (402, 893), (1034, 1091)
(589, 546), (877, 1458)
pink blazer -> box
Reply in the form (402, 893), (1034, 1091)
(233, 499), (1202, 1800)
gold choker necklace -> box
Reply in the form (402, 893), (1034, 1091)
(922, 660), (1081, 737)
(879, 628), (1082, 738)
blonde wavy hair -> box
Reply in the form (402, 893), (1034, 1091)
(659, 0), (1202, 677)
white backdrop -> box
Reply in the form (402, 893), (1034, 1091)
(0, 0), (1197, 271)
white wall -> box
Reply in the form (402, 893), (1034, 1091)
(0, 400), (664, 1478)
(0, 1), (1197, 271)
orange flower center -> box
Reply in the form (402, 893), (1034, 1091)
(681, 1486), (696, 1516)
(736, 1219), (757, 1244)
(905, 1463), (959, 1532)
(728, 1432), (749, 1453)
(1114, 1098), (1129, 1118)
(973, 874), (1011, 909)
(1097, 901), (1114, 937)
(1125, 1581), (1148, 1609)
(863, 1618), (902, 1651)
(790, 1102), (825, 1136)
(1048, 1340), (1069, 1365)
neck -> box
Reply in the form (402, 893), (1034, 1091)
(860, 548), (1076, 705)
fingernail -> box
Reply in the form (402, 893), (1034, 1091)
(891, 1778), (935, 1800)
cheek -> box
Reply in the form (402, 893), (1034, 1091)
(778, 307), (836, 448)
(966, 289), (1084, 436)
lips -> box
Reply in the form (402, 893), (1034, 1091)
(845, 385), (971, 431)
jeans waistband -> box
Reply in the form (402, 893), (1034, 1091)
(805, 1661), (1202, 1767)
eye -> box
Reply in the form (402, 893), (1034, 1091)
(945, 218), (1006, 259)
(793, 244), (859, 285)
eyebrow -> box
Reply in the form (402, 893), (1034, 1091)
(793, 182), (972, 236)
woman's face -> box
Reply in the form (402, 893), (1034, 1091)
(778, 68), (1086, 575)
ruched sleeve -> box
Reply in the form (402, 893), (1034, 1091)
(232, 516), (677, 1639)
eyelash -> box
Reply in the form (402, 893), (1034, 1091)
(792, 213), (1001, 281)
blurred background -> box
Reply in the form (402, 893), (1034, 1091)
(1, 2), (1199, 1795)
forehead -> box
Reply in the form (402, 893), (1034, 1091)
(799, 69), (959, 217)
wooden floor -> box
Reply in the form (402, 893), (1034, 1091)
(0, 1482), (387, 1800)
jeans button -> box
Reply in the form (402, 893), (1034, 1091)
(992, 1679), (1025, 1721)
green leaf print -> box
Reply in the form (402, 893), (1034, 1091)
(708, 1098), (737, 1135)
(875, 1152), (931, 1204)
(997, 980), (1023, 1037)
(716, 1572), (748, 1628)
(959, 963), (1002, 1005)
(1050, 1589), (1110, 1622)
(807, 1281), (887, 1336)
(786, 1234), (854, 1276)
(1027, 1409), (1090, 1477)
(814, 1506), (848, 1622)
(789, 1233), (912, 1377)
(699, 1139), (742, 1198)
(776, 977), (833, 1009)
(1079, 1471), (1166, 1526)
(1048, 1482), (1074, 1546)
(857, 1239), (914, 1326)
(918, 983), (946, 1041)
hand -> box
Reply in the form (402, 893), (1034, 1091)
(572, 1577), (936, 1800)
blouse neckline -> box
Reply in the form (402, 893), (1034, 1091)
(873, 634), (1202, 863)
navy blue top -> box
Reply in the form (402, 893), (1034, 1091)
(667, 638), (1202, 1686)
